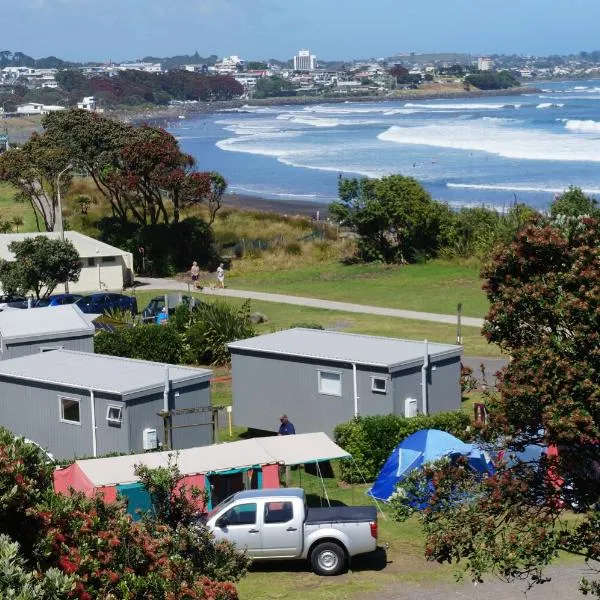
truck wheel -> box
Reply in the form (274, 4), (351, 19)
(310, 542), (346, 576)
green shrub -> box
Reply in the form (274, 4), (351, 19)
(184, 300), (255, 366)
(94, 324), (182, 364)
(284, 241), (302, 256)
(289, 322), (324, 330)
(333, 411), (472, 483)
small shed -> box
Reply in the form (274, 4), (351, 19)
(0, 350), (212, 459)
(0, 231), (134, 293)
(54, 432), (350, 514)
(229, 328), (463, 436)
(0, 304), (94, 360)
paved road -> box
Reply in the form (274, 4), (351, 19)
(135, 277), (484, 328)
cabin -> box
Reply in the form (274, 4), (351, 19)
(0, 305), (94, 360)
(0, 350), (212, 459)
(229, 328), (462, 436)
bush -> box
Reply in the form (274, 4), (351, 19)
(289, 322), (324, 330)
(333, 411), (472, 483)
(94, 324), (182, 364)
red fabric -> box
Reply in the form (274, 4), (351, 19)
(53, 464), (95, 497)
(97, 486), (118, 503)
(177, 475), (206, 511)
(262, 464), (280, 489)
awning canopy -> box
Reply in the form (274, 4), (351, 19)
(64, 432), (351, 488)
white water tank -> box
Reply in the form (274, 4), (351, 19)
(142, 428), (158, 450)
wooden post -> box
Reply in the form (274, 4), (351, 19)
(159, 410), (171, 450)
(457, 302), (463, 345)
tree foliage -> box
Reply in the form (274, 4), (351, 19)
(550, 186), (599, 218)
(464, 70), (520, 90)
(0, 134), (71, 232)
(0, 427), (246, 599)
(0, 236), (81, 300)
(42, 110), (217, 227)
(330, 175), (452, 263)
(393, 216), (600, 595)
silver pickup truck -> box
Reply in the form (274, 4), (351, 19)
(203, 487), (378, 576)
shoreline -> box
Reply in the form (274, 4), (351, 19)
(222, 192), (329, 218)
(116, 85), (539, 124)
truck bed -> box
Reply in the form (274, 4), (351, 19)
(305, 505), (377, 524)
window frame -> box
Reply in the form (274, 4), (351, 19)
(223, 502), (257, 526)
(106, 405), (123, 425)
(59, 396), (81, 425)
(371, 376), (388, 394)
(264, 501), (294, 524)
(317, 369), (342, 397)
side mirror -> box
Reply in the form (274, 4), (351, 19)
(216, 517), (228, 528)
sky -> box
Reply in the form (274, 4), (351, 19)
(4, 0), (600, 62)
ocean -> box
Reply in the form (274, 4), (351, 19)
(168, 80), (600, 211)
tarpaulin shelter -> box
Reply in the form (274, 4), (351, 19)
(54, 432), (350, 517)
(368, 429), (493, 502)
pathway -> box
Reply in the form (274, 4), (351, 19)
(135, 277), (485, 328)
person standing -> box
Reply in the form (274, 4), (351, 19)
(278, 414), (295, 436)
(190, 261), (200, 289)
(216, 263), (225, 289)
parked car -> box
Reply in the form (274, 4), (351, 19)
(0, 294), (26, 308)
(202, 488), (378, 576)
(12, 293), (84, 309)
(141, 295), (195, 323)
(76, 293), (138, 315)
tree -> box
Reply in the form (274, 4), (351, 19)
(206, 172), (227, 225)
(392, 215), (600, 595)
(0, 236), (81, 300)
(0, 133), (71, 232)
(550, 186), (599, 218)
(0, 427), (246, 599)
(254, 76), (296, 98)
(329, 175), (452, 263)
(464, 70), (520, 90)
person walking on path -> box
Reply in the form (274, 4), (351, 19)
(190, 261), (200, 289)
(216, 263), (225, 289)
(278, 414), (295, 436)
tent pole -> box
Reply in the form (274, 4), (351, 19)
(316, 462), (331, 507)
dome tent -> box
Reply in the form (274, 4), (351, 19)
(368, 429), (492, 502)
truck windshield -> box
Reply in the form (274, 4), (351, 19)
(206, 494), (235, 520)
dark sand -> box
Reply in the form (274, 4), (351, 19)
(222, 192), (329, 218)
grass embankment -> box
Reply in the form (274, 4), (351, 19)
(0, 182), (39, 232)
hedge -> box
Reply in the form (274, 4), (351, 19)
(333, 411), (472, 483)
(94, 324), (182, 364)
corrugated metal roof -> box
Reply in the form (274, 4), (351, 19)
(0, 305), (94, 342)
(0, 350), (211, 396)
(229, 328), (462, 369)
(0, 231), (132, 259)
(68, 432), (350, 486)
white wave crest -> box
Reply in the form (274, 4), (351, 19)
(564, 119), (600, 133)
(377, 121), (600, 162)
(403, 102), (511, 110)
(536, 102), (565, 109)
(448, 183), (600, 195)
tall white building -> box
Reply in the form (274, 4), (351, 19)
(477, 56), (494, 71)
(293, 49), (317, 71)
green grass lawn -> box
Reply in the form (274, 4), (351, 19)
(228, 260), (488, 318)
(0, 182), (39, 232)
(129, 289), (501, 358)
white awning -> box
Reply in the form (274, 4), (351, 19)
(71, 432), (350, 487)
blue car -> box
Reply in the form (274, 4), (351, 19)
(76, 293), (138, 315)
(32, 294), (83, 308)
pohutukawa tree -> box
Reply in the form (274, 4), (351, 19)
(391, 215), (600, 596)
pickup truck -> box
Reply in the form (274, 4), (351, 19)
(202, 487), (378, 576)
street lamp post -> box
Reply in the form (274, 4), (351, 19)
(56, 163), (73, 292)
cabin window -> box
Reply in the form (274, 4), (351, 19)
(318, 370), (342, 396)
(101, 256), (116, 264)
(264, 501), (294, 524)
(371, 377), (388, 393)
(60, 397), (81, 424)
(106, 405), (123, 425)
(87, 257), (95, 267)
(40, 346), (63, 353)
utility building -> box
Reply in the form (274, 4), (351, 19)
(0, 305), (94, 360)
(0, 350), (212, 459)
(229, 328), (462, 436)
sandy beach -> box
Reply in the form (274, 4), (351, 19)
(222, 192), (329, 218)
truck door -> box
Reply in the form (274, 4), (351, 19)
(211, 502), (263, 557)
(260, 500), (303, 558)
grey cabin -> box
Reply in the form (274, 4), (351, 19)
(0, 350), (212, 459)
(0, 304), (94, 360)
(229, 328), (462, 436)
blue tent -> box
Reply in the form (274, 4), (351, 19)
(368, 429), (492, 502)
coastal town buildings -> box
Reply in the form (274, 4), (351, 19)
(293, 49), (317, 71)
